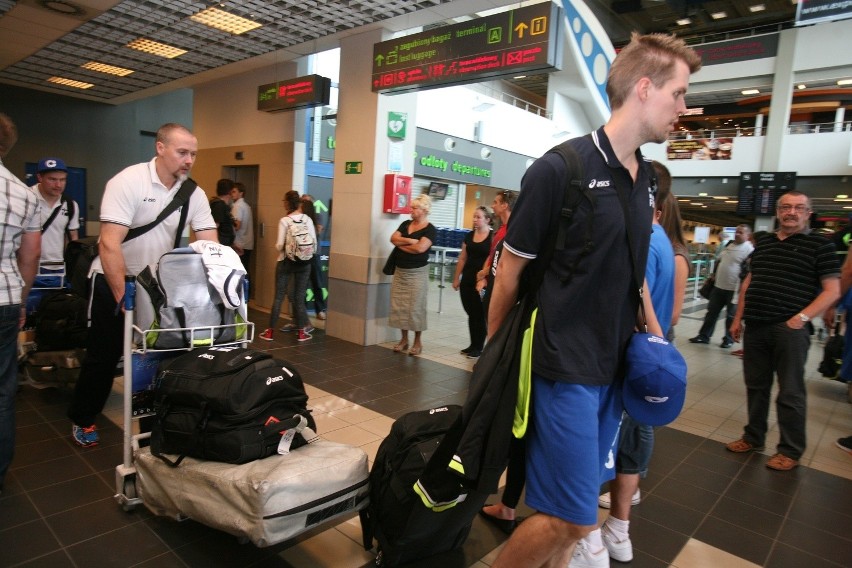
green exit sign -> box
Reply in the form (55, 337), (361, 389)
(345, 161), (363, 174)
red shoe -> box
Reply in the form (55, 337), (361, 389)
(297, 328), (312, 342)
(259, 328), (274, 341)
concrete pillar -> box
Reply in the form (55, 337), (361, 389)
(325, 28), (418, 345)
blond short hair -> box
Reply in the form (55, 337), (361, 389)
(606, 33), (702, 110)
(412, 193), (432, 213)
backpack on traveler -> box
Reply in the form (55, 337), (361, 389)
(284, 214), (316, 262)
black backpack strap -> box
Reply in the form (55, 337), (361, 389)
(41, 193), (68, 233)
(548, 142), (595, 284)
(125, 177), (197, 244)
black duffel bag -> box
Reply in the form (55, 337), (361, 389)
(150, 346), (316, 466)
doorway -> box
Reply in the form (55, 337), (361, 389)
(223, 165), (259, 300)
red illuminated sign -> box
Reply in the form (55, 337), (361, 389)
(372, 2), (562, 94)
(257, 74), (331, 112)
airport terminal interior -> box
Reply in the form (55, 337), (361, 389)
(3, 286), (851, 568)
(2, 0), (852, 567)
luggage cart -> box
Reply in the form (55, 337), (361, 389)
(114, 275), (253, 511)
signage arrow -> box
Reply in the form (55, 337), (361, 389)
(515, 22), (528, 38)
(375, 54), (384, 66)
(314, 200), (329, 214)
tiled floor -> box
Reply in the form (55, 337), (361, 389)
(2, 282), (852, 567)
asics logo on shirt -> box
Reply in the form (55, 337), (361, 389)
(588, 179), (611, 189)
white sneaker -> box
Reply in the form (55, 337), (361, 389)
(598, 489), (641, 509)
(602, 523), (633, 563)
(568, 538), (609, 568)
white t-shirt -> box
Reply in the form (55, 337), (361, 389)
(32, 186), (79, 262)
(231, 197), (254, 250)
(716, 240), (754, 291)
(93, 158), (217, 276)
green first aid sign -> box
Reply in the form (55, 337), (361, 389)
(387, 112), (407, 139)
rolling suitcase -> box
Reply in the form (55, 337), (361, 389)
(135, 439), (370, 547)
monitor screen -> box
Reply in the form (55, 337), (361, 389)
(428, 182), (449, 200)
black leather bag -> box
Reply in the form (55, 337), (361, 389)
(383, 249), (397, 276)
(699, 277), (715, 300)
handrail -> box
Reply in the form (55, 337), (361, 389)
(669, 121), (852, 140)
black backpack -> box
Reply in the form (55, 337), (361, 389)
(361, 405), (475, 567)
(34, 291), (88, 350)
(64, 236), (99, 298)
(150, 346), (316, 466)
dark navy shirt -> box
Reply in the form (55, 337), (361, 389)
(503, 127), (655, 386)
(744, 230), (839, 325)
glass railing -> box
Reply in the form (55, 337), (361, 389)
(669, 121), (852, 140)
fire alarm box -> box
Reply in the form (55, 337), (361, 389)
(384, 174), (412, 214)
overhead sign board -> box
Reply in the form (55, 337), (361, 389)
(372, 1), (562, 94)
(796, 0), (852, 26)
(737, 172), (797, 215)
(257, 74), (331, 112)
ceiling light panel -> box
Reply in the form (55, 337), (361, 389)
(82, 62), (135, 76)
(48, 76), (94, 89)
(127, 38), (187, 58)
(190, 7), (261, 34)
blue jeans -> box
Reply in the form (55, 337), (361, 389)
(0, 303), (21, 488)
(269, 260), (311, 329)
(615, 413), (654, 476)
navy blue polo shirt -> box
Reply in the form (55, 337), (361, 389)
(503, 127), (655, 386)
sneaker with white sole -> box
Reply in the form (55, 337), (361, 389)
(259, 328), (274, 341)
(297, 328), (312, 342)
(568, 539), (609, 568)
(72, 424), (99, 447)
(602, 523), (633, 563)
(598, 489), (641, 509)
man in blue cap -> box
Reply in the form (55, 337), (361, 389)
(32, 157), (78, 265)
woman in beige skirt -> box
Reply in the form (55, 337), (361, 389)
(389, 194), (436, 356)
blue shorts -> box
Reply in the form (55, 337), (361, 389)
(524, 373), (622, 526)
(615, 413), (654, 476)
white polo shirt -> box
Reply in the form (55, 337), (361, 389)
(93, 158), (216, 276)
(232, 197), (254, 250)
(32, 186), (79, 262)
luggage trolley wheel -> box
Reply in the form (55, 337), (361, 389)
(118, 475), (138, 512)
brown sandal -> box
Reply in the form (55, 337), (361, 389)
(726, 438), (764, 453)
(393, 342), (409, 353)
(408, 345), (422, 356)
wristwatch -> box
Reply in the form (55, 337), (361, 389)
(798, 312), (810, 323)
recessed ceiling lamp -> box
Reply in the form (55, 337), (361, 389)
(836, 194), (849, 199)
(513, 75), (527, 79)
(749, 4), (766, 12)
(47, 76), (93, 89)
(676, 18), (691, 26)
(838, 79), (852, 86)
(710, 11), (727, 19)
(797, 84), (806, 89)
(38, 0), (84, 16)
(725, 200), (739, 204)
(742, 89), (760, 95)
(190, 7), (261, 34)
(127, 38), (187, 59)
(82, 61), (133, 76)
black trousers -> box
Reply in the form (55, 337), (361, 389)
(68, 274), (123, 426)
(459, 283), (486, 351)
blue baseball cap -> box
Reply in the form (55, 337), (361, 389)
(623, 333), (687, 427)
(37, 157), (67, 173)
